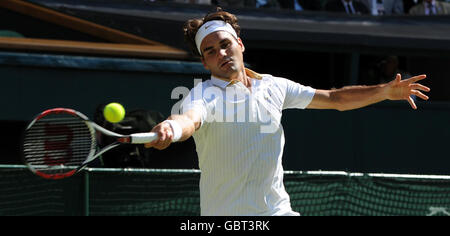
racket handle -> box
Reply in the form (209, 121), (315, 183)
(130, 132), (158, 144)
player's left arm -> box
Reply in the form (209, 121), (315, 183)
(307, 74), (430, 111)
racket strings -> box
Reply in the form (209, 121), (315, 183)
(23, 113), (95, 176)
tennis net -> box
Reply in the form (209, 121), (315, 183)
(0, 165), (449, 216)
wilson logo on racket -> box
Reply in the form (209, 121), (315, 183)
(23, 108), (159, 180)
(44, 123), (73, 166)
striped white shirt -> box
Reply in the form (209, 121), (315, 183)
(181, 69), (316, 216)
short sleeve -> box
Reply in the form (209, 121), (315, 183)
(180, 83), (208, 127)
(278, 77), (316, 110)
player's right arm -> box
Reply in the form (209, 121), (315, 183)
(144, 109), (202, 150)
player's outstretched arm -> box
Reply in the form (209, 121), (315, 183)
(144, 109), (202, 150)
(307, 74), (430, 111)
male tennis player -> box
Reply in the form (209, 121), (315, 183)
(144, 9), (430, 216)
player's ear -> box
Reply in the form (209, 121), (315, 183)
(200, 56), (210, 70)
(237, 37), (245, 53)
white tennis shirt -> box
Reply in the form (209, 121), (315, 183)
(181, 69), (316, 216)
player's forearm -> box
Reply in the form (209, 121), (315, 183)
(167, 113), (199, 142)
(331, 83), (389, 111)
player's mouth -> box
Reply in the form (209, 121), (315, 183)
(220, 59), (233, 68)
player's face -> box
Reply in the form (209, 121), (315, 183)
(200, 31), (245, 80)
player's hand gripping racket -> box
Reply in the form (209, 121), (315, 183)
(22, 108), (158, 179)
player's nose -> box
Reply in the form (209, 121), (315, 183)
(218, 48), (227, 58)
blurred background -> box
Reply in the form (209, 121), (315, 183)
(1, 0), (449, 174)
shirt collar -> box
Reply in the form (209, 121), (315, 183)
(211, 68), (262, 88)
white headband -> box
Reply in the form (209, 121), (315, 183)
(195, 20), (238, 55)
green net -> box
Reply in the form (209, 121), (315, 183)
(285, 172), (450, 216)
(0, 165), (449, 216)
(88, 169), (200, 216)
(0, 166), (84, 215)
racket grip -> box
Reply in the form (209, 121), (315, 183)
(130, 132), (158, 144)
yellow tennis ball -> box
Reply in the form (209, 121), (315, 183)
(103, 102), (125, 123)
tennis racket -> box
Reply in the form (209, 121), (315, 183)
(22, 108), (158, 179)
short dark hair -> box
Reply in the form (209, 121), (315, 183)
(183, 8), (241, 57)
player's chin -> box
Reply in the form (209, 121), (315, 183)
(218, 66), (238, 77)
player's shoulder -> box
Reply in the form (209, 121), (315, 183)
(260, 73), (292, 87)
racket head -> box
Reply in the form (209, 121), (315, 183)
(22, 108), (96, 179)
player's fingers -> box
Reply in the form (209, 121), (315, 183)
(411, 83), (431, 92)
(158, 141), (172, 150)
(156, 131), (167, 146)
(144, 143), (153, 148)
(393, 73), (401, 83)
(161, 130), (174, 146)
(152, 128), (174, 150)
(407, 96), (417, 110)
(406, 74), (427, 83)
(144, 139), (157, 149)
(145, 121), (173, 149)
(145, 130), (165, 149)
(153, 139), (171, 150)
(412, 90), (429, 100)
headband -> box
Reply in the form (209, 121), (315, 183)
(195, 20), (238, 55)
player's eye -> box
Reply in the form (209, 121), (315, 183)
(221, 42), (231, 49)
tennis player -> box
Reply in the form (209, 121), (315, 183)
(144, 9), (430, 216)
